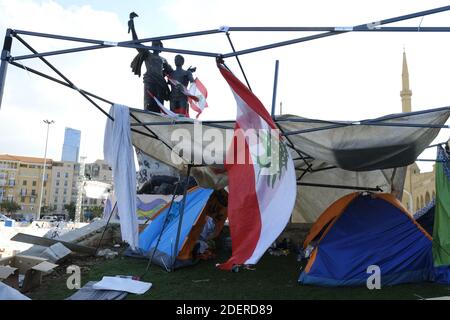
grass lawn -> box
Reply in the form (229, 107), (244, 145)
(28, 250), (450, 300)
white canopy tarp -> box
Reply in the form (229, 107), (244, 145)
(129, 107), (450, 222)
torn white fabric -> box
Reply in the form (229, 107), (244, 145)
(104, 104), (138, 249)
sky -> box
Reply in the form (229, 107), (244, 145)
(1, 0), (450, 171)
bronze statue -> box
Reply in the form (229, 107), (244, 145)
(128, 12), (173, 112)
(168, 55), (195, 116)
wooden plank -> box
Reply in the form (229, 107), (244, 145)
(11, 233), (96, 255)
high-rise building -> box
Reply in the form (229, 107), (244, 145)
(61, 128), (81, 162)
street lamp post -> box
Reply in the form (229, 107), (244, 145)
(37, 119), (54, 220)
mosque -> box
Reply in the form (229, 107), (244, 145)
(400, 50), (437, 213)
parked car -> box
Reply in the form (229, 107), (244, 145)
(0, 213), (10, 222)
(41, 215), (57, 222)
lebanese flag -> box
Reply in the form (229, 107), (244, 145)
(217, 63), (296, 270)
(146, 90), (178, 117)
(188, 78), (208, 119)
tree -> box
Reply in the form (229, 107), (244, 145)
(41, 205), (53, 215)
(90, 206), (104, 218)
(64, 202), (76, 221)
(0, 200), (21, 217)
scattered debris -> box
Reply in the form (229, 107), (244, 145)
(11, 233), (96, 255)
(66, 281), (127, 300)
(0, 281), (31, 300)
(192, 279), (210, 283)
(93, 276), (152, 295)
(41, 243), (72, 263)
(96, 249), (118, 259)
(426, 296), (450, 300)
(230, 264), (256, 272)
(0, 255), (57, 292)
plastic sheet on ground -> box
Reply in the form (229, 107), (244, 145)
(0, 282), (31, 300)
(92, 276), (152, 295)
(65, 281), (128, 300)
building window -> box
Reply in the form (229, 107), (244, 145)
(21, 196), (25, 202)
(8, 179), (15, 186)
(425, 192), (431, 205)
(64, 180), (68, 187)
(55, 188), (59, 194)
(20, 164), (27, 168)
(22, 180), (27, 186)
(65, 172), (69, 178)
(54, 198), (58, 204)
(63, 197), (67, 204)
(57, 172), (61, 178)
(43, 181), (47, 187)
(32, 181), (37, 187)
(64, 189), (67, 195)
(29, 165), (36, 169)
(56, 180), (60, 186)
(30, 197), (35, 203)
(31, 190), (36, 196)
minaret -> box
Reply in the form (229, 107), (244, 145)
(400, 49), (412, 113)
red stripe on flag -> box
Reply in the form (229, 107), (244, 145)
(218, 64), (276, 130)
(218, 125), (262, 270)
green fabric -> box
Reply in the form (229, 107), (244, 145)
(433, 149), (450, 266)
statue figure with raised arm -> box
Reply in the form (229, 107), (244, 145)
(128, 12), (173, 112)
(168, 54), (196, 116)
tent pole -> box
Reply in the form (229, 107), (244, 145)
(172, 165), (192, 272)
(0, 29), (12, 110)
(142, 182), (182, 276)
(95, 201), (117, 254)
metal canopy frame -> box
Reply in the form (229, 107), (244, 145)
(1, 5), (450, 192)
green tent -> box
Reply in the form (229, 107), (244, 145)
(433, 145), (450, 266)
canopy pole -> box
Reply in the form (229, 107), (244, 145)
(227, 26), (450, 32)
(271, 60), (279, 119)
(225, 32), (252, 91)
(0, 29), (12, 110)
(9, 61), (114, 120)
(172, 165), (192, 272)
(222, 5), (450, 58)
(12, 33), (113, 120)
(298, 182), (383, 192)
